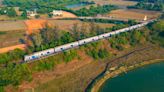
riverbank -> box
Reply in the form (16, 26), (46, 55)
(91, 59), (164, 92)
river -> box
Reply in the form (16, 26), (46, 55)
(99, 62), (164, 92)
(65, 3), (89, 9)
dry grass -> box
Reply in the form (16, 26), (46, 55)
(0, 20), (26, 31)
(106, 9), (161, 21)
(48, 20), (115, 31)
(0, 30), (26, 48)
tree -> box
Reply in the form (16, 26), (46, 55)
(35, 15), (40, 19)
(31, 33), (43, 47)
(21, 10), (27, 19)
(71, 23), (80, 40)
(7, 8), (17, 17)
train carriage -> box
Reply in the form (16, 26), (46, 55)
(55, 42), (79, 52)
(78, 36), (99, 45)
(24, 48), (55, 62)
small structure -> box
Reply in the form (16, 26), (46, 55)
(52, 10), (63, 16)
(27, 9), (37, 17)
(143, 15), (147, 21)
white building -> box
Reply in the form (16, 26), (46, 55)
(27, 9), (37, 17)
(52, 10), (63, 16)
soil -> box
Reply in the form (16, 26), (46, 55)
(0, 44), (26, 53)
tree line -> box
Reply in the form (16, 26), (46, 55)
(128, 0), (164, 11)
(0, 7), (17, 17)
(74, 5), (117, 16)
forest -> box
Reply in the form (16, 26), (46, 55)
(128, 0), (164, 11)
(74, 5), (117, 16)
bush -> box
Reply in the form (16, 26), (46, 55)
(36, 60), (55, 71)
(63, 50), (77, 63)
(0, 49), (26, 64)
(98, 49), (109, 59)
(0, 63), (32, 86)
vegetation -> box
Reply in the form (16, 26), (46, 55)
(148, 20), (164, 47)
(0, 32), (6, 35)
(2, 0), (94, 14)
(0, 49), (26, 64)
(128, 0), (164, 11)
(0, 16), (163, 92)
(0, 7), (17, 17)
(0, 63), (32, 86)
(75, 5), (117, 16)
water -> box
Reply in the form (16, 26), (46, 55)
(100, 62), (164, 92)
(65, 3), (88, 9)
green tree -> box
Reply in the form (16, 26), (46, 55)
(7, 8), (17, 17)
(21, 10), (27, 19)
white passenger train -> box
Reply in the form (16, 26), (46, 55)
(24, 20), (154, 62)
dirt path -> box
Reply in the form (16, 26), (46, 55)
(0, 44), (26, 53)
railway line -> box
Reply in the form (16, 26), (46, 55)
(24, 19), (155, 62)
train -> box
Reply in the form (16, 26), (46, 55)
(24, 20), (153, 62)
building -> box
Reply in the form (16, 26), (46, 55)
(27, 9), (37, 17)
(144, 15), (147, 21)
(52, 10), (63, 16)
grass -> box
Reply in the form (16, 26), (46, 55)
(0, 30), (25, 48)
(0, 31), (6, 35)
(0, 20), (26, 31)
(34, 61), (106, 92)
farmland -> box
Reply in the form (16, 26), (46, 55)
(0, 21), (26, 31)
(0, 30), (25, 48)
(106, 9), (161, 21)
(91, 0), (137, 6)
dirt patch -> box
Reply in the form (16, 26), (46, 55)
(24, 19), (48, 35)
(0, 44), (26, 53)
(106, 9), (161, 21)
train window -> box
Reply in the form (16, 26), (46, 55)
(71, 45), (73, 47)
(84, 41), (86, 43)
(32, 56), (35, 59)
(61, 48), (63, 50)
(41, 53), (43, 56)
(103, 36), (105, 38)
(92, 39), (94, 41)
(47, 52), (50, 54)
